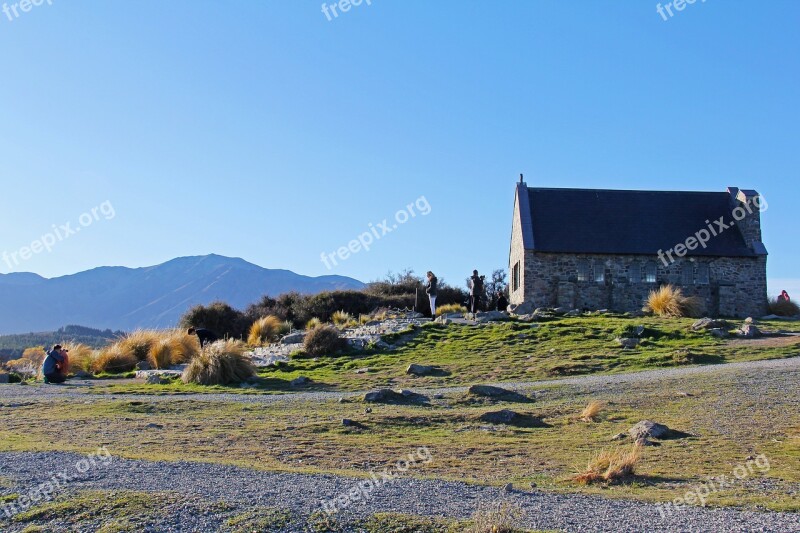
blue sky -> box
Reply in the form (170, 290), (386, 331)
(0, 1), (797, 295)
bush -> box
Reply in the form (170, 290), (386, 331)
(117, 330), (161, 362)
(91, 346), (138, 374)
(181, 340), (256, 385)
(5, 358), (39, 380)
(580, 400), (604, 422)
(65, 343), (96, 374)
(573, 445), (642, 485)
(247, 316), (284, 346)
(166, 330), (201, 364)
(644, 285), (704, 318)
(435, 303), (468, 317)
(466, 500), (524, 533)
(180, 301), (249, 340)
(768, 297), (799, 317)
(147, 339), (175, 369)
(21, 346), (46, 366)
(305, 317), (323, 330)
(332, 310), (356, 329)
(303, 326), (348, 356)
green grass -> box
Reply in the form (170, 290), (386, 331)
(90, 316), (800, 395)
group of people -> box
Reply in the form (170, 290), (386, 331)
(424, 270), (508, 316)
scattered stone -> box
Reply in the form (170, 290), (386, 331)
(364, 407), (372, 414)
(406, 364), (435, 376)
(145, 374), (167, 385)
(290, 376), (311, 387)
(564, 309), (581, 317)
(692, 318), (732, 331)
(468, 384), (532, 403)
(709, 328), (730, 339)
(737, 323), (762, 339)
(616, 337), (640, 349)
(280, 332), (305, 345)
(364, 389), (428, 404)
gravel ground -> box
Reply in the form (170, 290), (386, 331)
(1, 452), (798, 532)
(1, 355), (799, 406)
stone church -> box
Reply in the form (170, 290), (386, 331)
(508, 177), (768, 318)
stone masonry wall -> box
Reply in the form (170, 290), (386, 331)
(521, 252), (767, 318)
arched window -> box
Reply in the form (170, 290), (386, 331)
(697, 263), (710, 285)
(645, 261), (657, 283)
(682, 263), (694, 285)
(577, 260), (591, 282)
(629, 262), (641, 283)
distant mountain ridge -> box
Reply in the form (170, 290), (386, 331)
(0, 255), (364, 334)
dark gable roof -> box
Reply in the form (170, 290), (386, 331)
(525, 187), (756, 257)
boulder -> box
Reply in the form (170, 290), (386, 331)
(564, 309), (581, 317)
(737, 324), (762, 339)
(468, 384), (531, 403)
(510, 301), (536, 315)
(290, 376), (311, 387)
(616, 337), (640, 349)
(552, 307), (570, 315)
(629, 420), (673, 441)
(692, 318), (731, 331)
(364, 389), (428, 404)
(281, 332), (306, 345)
(406, 364), (434, 376)
(709, 328), (730, 339)
(479, 409), (547, 427)
(474, 311), (508, 323)
(145, 374), (167, 385)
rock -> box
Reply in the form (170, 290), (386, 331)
(629, 420), (672, 441)
(354, 367), (371, 374)
(529, 482), (538, 489)
(474, 311), (508, 323)
(510, 301), (536, 315)
(692, 318), (731, 331)
(364, 389), (428, 404)
(73, 370), (93, 379)
(611, 432), (628, 441)
(406, 364), (434, 376)
(553, 307), (570, 315)
(503, 483), (514, 492)
(145, 374), (167, 385)
(281, 332), (305, 345)
(564, 309), (581, 317)
(479, 409), (547, 427)
(290, 376), (311, 387)
(468, 384), (531, 403)
(709, 328), (730, 339)
(738, 323), (762, 338)
(0, 373), (9, 384)
(432, 394), (444, 400)
(616, 337), (640, 349)
(632, 325), (646, 337)
(136, 360), (151, 371)
(145, 423), (163, 429)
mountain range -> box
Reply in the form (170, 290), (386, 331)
(0, 254), (364, 335)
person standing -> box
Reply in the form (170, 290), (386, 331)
(425, 271), (438, 317)
(469, 270), (485, 313)
(496, 293), (508, 312)
(41, 345), (69, 384)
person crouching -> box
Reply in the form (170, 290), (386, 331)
(42, 344), (69, 384)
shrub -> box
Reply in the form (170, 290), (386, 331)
(466, 500), (524, 533)
(247, 316), (283, 346)
(180, 301), (249, 340)
(303, 326), (348, 356)
(167, 330), (201, 364)
(435, 303), (468, 317)
(644, 285), (704, 318)
(580, 400), (604, 422)
(5, 358), (39, 380)
(91, 346), (138, 374)
(117, 330), (161, 362)
(768, 297), (799, 317)
(573, 445), (642, 485)
(64, 343), (96, 374)
(305, 317), (323, 330)
(181, 340), (256, 385)
(331, 310), (355, 329)
(21, 346), (46, 366)
(147, 339), (175, 369)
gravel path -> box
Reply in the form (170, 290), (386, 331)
(1, 452), (798, 533)
(1, 355), (799, 405)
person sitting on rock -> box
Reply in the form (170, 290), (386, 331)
(41, 345), (69, 384)
(187, 327), (219, 347)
